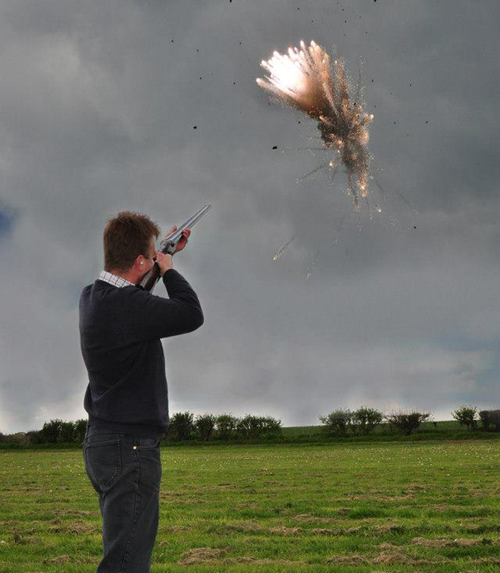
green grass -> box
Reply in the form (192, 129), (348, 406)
(1, 441), (500, 571)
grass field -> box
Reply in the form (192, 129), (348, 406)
(1, 440), (500, 572)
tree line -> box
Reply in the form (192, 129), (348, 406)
(0, 405), (498, 445)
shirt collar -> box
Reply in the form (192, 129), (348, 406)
(98, 270), (136, 288)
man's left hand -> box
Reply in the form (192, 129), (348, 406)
(165, 227), (191, 254)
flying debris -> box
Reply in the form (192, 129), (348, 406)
(257, 40), (374, 212)
(273, 236), (295, 261)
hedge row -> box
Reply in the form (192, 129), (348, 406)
(319, 406), (500, 436)
(1, 405), (499, 445)
(0, 413), (283, 445)
(319, 408), (431, 436)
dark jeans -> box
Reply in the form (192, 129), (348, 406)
(82, 425), (162, 573)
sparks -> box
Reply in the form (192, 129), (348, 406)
(257, 40), (374, 211)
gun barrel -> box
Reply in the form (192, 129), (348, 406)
(139, 204), (212, 292)
(159, 204), (212, 252)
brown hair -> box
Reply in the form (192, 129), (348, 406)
(103, 211), (161, 272)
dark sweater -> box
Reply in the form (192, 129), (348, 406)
(79, 268), (204, 439)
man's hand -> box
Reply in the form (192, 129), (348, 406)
(164, 226), (191, 254)
(156, 252), (173, 276)
(156, 227), (191, 276)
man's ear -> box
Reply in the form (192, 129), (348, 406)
(135, 254), (145, 269)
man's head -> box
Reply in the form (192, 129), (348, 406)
(103, 211), (160, 281)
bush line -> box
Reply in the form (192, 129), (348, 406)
(1, 406), (499, 446)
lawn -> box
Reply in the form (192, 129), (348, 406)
(1, 440), (499, 572)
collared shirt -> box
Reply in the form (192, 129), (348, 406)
(98, 270), (136, 288)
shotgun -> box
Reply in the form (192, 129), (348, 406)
(139, 204), (212, 292)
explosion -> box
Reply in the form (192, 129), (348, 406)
(257, 40), (374, 211)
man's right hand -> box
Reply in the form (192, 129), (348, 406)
(156, 252), (173, 276)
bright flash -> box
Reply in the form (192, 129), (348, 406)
(257, 40), (375, 212)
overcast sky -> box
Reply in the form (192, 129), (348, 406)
(1, 0), (499, 433)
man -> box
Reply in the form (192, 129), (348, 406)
(79, 211), (204, 572)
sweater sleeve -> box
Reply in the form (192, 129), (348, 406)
(130, 268), (204, 341)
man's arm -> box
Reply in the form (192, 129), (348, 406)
(130, 269), (204, 341)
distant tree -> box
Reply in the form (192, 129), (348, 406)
(38, 419), (64, 443)
(452, 406), (478, 431)
(479, 410), (490, 431)
(168, 412), (195, 441)
(215, 414), (239, 440)
(479, 410), (500, 432)
(319, 409), (352, 436)
(261, 416), (283, 437)
(236, 415), (267, 439)
(0, 431), (28, 445)
(74, 419), (88, 444)
(351, 407), (383, 435)
(60, 421), (77, 443)
(194, 414), (217, 441)
(384, 411), (431, 435)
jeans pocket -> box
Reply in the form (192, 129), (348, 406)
(84, 438), (122, 490)
(132, 442), (162, 490)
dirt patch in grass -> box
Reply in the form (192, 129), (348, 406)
(326, 552), (446, 566)
(465, 524), (500, 534)
(43, 555), (73, 565)
(196, 483), (238, 492)
(225, 557), (308, 565)
(177, 547), (231, 565)
(378, 542), (400, 550)
(48, 521), (99, 535)
(159, 525), (191, 534)
(177, 547), (308, 566)
(326, 554), (368, 564)
(235, 501), (259, 509)
(12, 534), (40, 546)
(310, 528), (336, 536)
(372, 523), (406, 534)
(292, 513), (339, 524)
(474, 557), (500, 564)
(372, 552), (415, 565)
(347, 494), (415, 502)
(55, 509), (95, 517)
(268, 526), (302, 535)
(411, 536), (495, 548)
(223, 520), (262, 533)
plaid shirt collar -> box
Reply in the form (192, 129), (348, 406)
(98, 270), (136, 288)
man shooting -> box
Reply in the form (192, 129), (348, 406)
(79, 211), (204, 572)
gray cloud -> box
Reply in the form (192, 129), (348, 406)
(1, 0), (499, 432)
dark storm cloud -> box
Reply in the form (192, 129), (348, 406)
(0, 0), (499, 432)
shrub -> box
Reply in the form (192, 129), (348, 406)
(38, 419), (64, 444)
(319, 409), (352, 436)
(25, 430), (43, 444)
(236, 415), (268, 439)
(194, 414), (217, 441)
(261, 416), (283, 437)
(0, 432), (29, 445)
(385, 411), (431, 435)
(74, 419), (88, 444)
(479, 410), (500, 432)
(215, 414), (238, 440)
(60, 421), (77, 443)
(452, 406), (478, 431)
(168, 412), (195, 441)
(351, 407), (383, 435)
